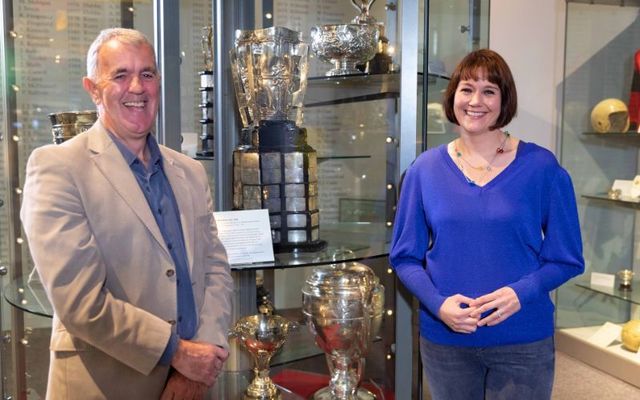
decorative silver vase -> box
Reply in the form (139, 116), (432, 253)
(302, 260), (384, 400)
(229, 311), (298, 400)
(230, 26), (326, 252)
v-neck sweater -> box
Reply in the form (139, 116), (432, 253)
(390, 141), (584, 347)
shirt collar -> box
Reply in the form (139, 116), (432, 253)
(108, 132), (163, 170)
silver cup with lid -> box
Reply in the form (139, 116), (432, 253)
(302, 260), (384, 399)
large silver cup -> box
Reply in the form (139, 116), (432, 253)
(229, 311), (298, 400)
(230, 27), (325, 252)
(302, 261), (384, 400)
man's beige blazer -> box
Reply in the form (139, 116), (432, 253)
(20, 121), (233, 399)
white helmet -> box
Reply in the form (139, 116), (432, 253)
(590, 98), (630, 133)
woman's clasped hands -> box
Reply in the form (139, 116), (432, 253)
(438, 287), (521, 333)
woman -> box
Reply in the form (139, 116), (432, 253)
(389, 49), (584, 399)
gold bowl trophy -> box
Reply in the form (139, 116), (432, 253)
(229, 309), (298, 399)
(230, 26), (326, 252)
(302, 260), (385, 400)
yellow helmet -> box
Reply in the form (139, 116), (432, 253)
(590, 98), (630, 133)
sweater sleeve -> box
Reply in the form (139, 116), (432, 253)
(389, 165), (447, 316)
(509, 168), (585, 304)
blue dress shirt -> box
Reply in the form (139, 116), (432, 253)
(109, 133), (196, 365)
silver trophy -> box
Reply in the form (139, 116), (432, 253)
(302, 260), (385, 400)
(230, 26), (326, 252)
(201, 25), (214, 72)
(350, 0), (377, 24)
(310, 24), (379, 77)
(198, 25), (215, 157)
(229, 310), (298, 400)
(49, 110), (97, 144)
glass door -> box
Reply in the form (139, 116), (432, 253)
(0, 1), (155, 398)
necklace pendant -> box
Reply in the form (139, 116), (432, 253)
(486, 166), (492, 172)
(496, 148), (504, 154)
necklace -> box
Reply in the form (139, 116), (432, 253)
(454, 131), (510, 184)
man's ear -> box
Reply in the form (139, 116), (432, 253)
(82, 77), (100, 105)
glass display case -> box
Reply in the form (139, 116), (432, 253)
(556, 0), (640, 388)
(0, 0), (489, 399)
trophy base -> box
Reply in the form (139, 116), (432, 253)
(196, 150), (214, 157)
(244, 391), (282, 400)
(311, 386), (376, 400)
(274, 239), (327, 254)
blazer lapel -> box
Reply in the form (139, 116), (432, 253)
(87, 123), (170, 257)
(161, 150), (196, 272)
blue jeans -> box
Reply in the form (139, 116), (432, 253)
(420, 336), (555, 400)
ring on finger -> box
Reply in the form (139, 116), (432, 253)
(497, 310), (503, 318)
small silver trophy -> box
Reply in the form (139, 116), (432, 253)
(350, 0), (377, 24)
(229, 310), (298, 400)
(49, 110), (97, 144)
(302, 260), (385, 400)
(230, 26), (326, 252)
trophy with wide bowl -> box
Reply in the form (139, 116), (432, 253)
(229, 310), (298, 399)
(309, 23), (378, 77)
(302, 260), (385, 399)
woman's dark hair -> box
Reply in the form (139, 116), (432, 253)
(443, 49), (518, 130)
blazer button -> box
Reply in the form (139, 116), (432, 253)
(168, 319), (176, 326)
(166, 269), (175, 277)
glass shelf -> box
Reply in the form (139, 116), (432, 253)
(581, 132), (640, 146)
(568, 0), (640, 6)
(305, 72), (400, 108)
(582, 193), (640, 210)
(305, 72), (449, 108)
(3, 277), (53, 318)
(575, 280), (640, 306)
(230, 222), (391, 271)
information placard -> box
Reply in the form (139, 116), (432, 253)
(213, 209), (274, 265)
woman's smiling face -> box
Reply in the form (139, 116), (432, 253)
(453, 71), (502, 134)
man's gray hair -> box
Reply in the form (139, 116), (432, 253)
(86, 28), (156, 80)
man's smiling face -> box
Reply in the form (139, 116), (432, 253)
(84, 39), (159, 142)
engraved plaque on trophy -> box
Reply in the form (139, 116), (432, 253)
(230, 26), (326, 252)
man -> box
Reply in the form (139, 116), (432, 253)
(20, 28), (233, 399)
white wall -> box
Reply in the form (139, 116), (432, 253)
(489, 0), (566, 153)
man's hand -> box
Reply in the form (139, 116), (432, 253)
(171, 340), (229, 387)
(438, 294), (479, 334)
(469, 286), (521, 327)
(160, 370), (207, 400)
